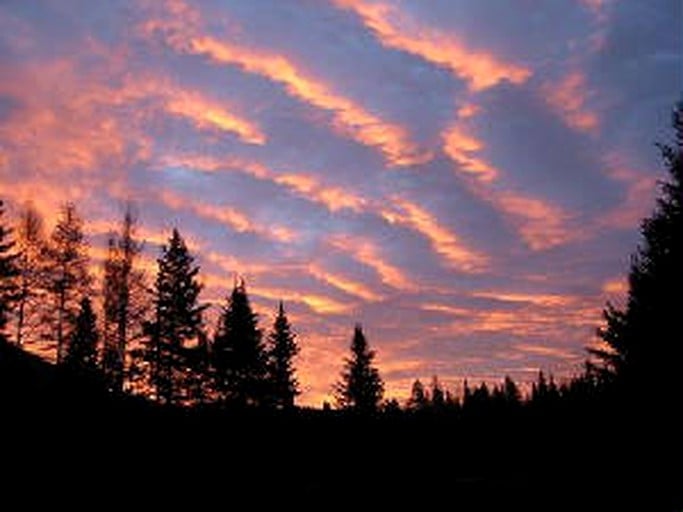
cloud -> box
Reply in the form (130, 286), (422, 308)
(309, 264), (383, 302)
(164, 90), (265, 144)
(143, 0), (428, 166)
(542, 70), (599, 134)
(274, 173), (368, 213)
(158, 189), (297, 243)
(381, 197), (487, 272)
(442, 124), (498, 182)
(328, 234), (415, 291)
(335, 0), (531, 91)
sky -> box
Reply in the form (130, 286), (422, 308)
(0, 0), (680, 406)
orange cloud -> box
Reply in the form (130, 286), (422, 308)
(253, 285), (353, 315)
(496, 192), (575, 250)
(165, 91), (265, 144)
(274, 173), (367, 213)
(381, 197), (487, 272)
(141, 0), (427, 165)
(471, 291), (574, 308)
(309, 264), (383, 302)
(457, 103), (481, 119)
(335, 0), (531, 91)
(601, 277), (627, 296)
(189, 36), (427, 166)
(424, 300), (600, 339)
(514, 343), (579, 361)
(159, 153), (370, 216)
(442, 124), (499, 182)
(543, 71), (599, 134)
(327, 234), (415, 291)
(159, 189), (297, 243)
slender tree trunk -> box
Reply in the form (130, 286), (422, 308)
(15, 276), (27, 346)
(57, 287), (65, 364)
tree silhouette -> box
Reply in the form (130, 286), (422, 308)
(13, 204), (47, 346)
(45, 203), (91, 364)
(334, 324), (384, 413)
(145, 228), (206, 405)
(212, 279), (267, 406)
(503, 375), (521, 406)
(407, 379), (429, 410)
(589, 103), (682, 502)
(430, 375), (445, 409)
(266, 301), (299, 409)
(591, 104), (682, 393)
(64, 297), (99, 375)
(0, 200), (18, 343)
(102, 207), (147, 393)
(531, 370), (549, 403)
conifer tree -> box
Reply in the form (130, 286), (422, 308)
(13, 204), (47, 346)
(266, 301), (299, 409)
(334, 324), (384, 413)
(102, 207), (147, 393)
(430, 375), (445, 408)
(407, 379), (429, 410)
(145, 229), (206, 405)
(212, 279), (267, 406)
(592, 103), (682, 400)
(45, 203), (91, 364)
(64, 297), (98, 375)
(0, 200), (18, 343)
(503, 375), (521, 405)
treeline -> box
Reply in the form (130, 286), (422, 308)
(0, 202), (388, 409)
(0, 199), (602, 413)
(0, 104), (680, 419)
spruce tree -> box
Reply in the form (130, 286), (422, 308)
(212, 279), (267, 406)
(64, 297), (98, 375)
(334, 324), (384, 413)
(266, 301), (299, 409)
(46, 203), (91, 364)
(430, 375), (445, 408)
(407, 379), (428, 410)
(0, 200), (18, 343)
(589, 104), (682, 501)
(145, 228), (206, 405)
(503, 375), (521, 406)
(592, 103), (682, 398)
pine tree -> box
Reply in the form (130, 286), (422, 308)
(266, 301), (299, 409)
(46, 203), (91, 364)
(334, 324), (384, 413)
(0, 200), (18, 343)
(212, 279), (267, 406)
(102, 207), (147, 393)
(13, 204), (47, 346)
(64, 297), (99, 375)
(145, 228), (206, 405)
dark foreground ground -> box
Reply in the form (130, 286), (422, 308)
(1, 340), (680, 509)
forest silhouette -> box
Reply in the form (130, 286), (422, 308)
(0, 105), (680, 507)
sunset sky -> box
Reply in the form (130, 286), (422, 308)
(0, 0), (679, 406)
